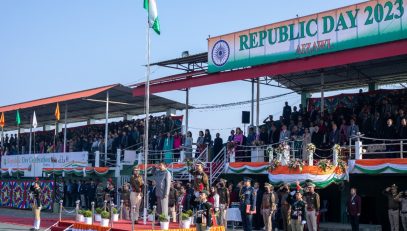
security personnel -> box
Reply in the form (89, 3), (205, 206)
(383, 184), (400, 231)
(30, 178), (42, 231)
(240, 177), (256, 231)
(130, 166), (144, 224)
(261, 183), (276, 231)
(190, 163), (209, 194)
(196, 190), (213, 231)
(217, 178), (230, 227)
(290, 190), (307, 231)
(303, 182), (320, 231)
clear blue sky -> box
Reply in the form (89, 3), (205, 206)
(0, 0), (365, 139)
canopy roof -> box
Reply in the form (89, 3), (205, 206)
(0, 84), (187, 131)
(133, 39), (407, 95)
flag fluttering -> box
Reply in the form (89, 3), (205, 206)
(0, 112), (5, 128)
(16, 110), (21, 126)
(33, 111), (38, 128)
(144, 0), (160, 35)
(55, 103), (60, 121)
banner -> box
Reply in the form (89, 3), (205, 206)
(0, 180), (55, 210)
(208, 0), (407, 72)
(1, 152), (88, 170)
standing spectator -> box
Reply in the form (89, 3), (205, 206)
(227, 130), (235, 142)
(184, 131), (193, 160)
(347, 187), (361, 231)
(283, 102), (292, 125)
(371, 112), (383, 138)
(204, 129), (212, 146)
(148, 180), (157, 210)
(213, 133), (223, 159)
(269, 124), (280, 145)
(253, 182), (264, 230)
(246, 127), (256, 145)
(339, 119), (349, 144)
(87, 180), (97, 209)
(196, 131), (205, 157)
(302, 128), (312, 160)
(163, 132), (173, 164)
(329, 123), (340, 147)
(311, 126), (323, 149)
(383, 118), (397, 139)
(383, 184), (400, 231)
(399, 118), (407, 139)
(154, 162), (172, 220)
(279, 125), (291, 143)
(347, 118), (360, 139)
(173, 131), (182, 162)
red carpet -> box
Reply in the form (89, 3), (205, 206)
(63, 219), (188, 231)
(0, 215), (58, 228)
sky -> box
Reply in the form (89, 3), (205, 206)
(0, 0), (367, 140)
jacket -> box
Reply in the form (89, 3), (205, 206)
(154, 169), (172, 198)
(347, 194), (361, 216)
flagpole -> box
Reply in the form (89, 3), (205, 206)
(54, 121), (57, 152)
(29, 114), (33, 154)
(143, 12), (151, 226)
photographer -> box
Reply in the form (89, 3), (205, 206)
(29, 178), (42, 231)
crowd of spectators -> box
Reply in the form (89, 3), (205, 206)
(1, 89), (406, 161)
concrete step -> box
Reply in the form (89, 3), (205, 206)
(319, 222), (381, 231)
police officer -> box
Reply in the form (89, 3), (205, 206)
(383, 184), (400, 231)
(261, 183), (276, 231)
(290, 190), (306, 231)
(303, 182), (320, 231)
(196, 190), (213, 231)
(130, 166), (144, 224)
(30, 178), (42, 231)
(240, 177), (256, 231)
(190, 163), (209, 195)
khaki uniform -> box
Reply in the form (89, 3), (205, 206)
(190, 169), (209, 192)
(303, 192), (320, 231)
(280, 191), (291, 231)
(130, 174), (144, 221)
(261, 191), (276, 231)
(218, 186), (230, 227)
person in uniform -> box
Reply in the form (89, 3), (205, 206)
(398, 189), (407, 231)
(196, 190), (213, 231)
(303, 182), (320, 231)
(261, 183), (276, 231)
(239, 177), (256, 231)
(217, 178), (230, 227)
(130, 166), (144, 224)
(190, 163), (209, 196)
(29, 178), (42, 231)
(278, 183), (291, 231)
(290, 190), (306, 231)
(119, 183), (131, 220)
(383, 184), (400, 231)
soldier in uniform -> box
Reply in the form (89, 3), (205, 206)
(278, 183), (291, 231)
(261, 183), (276, 231)
(130, 166), (144, 224)
(190, 163), (209, 196)
(383, 184), (400, 231)
(303, 182), (320, 231)
(196, 190), (213, 231)
(119, 183), (131, 220)
(217, 178), (230, 227)
(290, 190), (306, 231)
(240, 177), (256, 231)
(29, 178), (42, 231)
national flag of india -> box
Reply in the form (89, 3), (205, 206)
(144, 0), (160, 35)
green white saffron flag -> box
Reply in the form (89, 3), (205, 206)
(144, 0), (160, 35)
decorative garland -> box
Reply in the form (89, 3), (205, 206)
(316, 159), (333, 172)
(288, 159), (304, 172)
(268, 159), (281, 171)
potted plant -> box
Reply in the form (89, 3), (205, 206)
(76, 210), (85, 222)
(147, 209), (154, 222)
(83, 210), (93, 225)
(100, 211), (110, 227)
(158, 213), (169, 230)
(181, 212), (191, 228)
(112, 208), (119, 222)
(186, 210), (194, 224)
(94, 208), (103, 222)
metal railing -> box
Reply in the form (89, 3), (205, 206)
(349, 134), (406, 159)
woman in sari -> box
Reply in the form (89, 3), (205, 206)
(163, 132), (174, 163)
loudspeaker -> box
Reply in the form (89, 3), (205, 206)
(242, 111), (250, 124)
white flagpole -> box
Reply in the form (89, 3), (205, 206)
(29, 114), (32, 154)
(143, 10), (151, 226)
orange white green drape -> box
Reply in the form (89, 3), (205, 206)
(43, 167), (109, 176)
(348, 159), (407, 174)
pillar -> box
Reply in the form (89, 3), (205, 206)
(301, 92), (311, 111)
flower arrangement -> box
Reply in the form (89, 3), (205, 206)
(275, 143), (289, 154)
(333, 144), (342, 155)
(317, 159), (333, 172)
(101, 211), (110, 219)
(95, 208), (103, 214)
(306, 143), (316, 153)
(268, 159), (281, 171)
(83, 210), (93, 218)
(337, 159), (347, 173)
(287, 158), (304, 172)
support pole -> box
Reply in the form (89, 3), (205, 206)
(256, 78), (260, 128)
(186, 88), (189, 133)
(251, 79), (255, 126)
(105, 91), (109, 156)
(29, 115), (33, 154)
(321, 73), (325, 116)
(63, 104), (68, 153)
